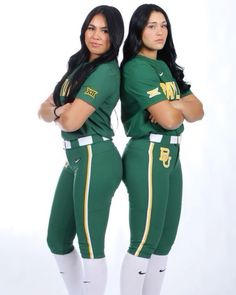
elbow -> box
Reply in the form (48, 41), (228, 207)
(162, 116), (183, 130)
(187, 107), (205, 123)
(164, 122), (181, 130)
(164, 111), (184, 130)
(199, 107), (205, 120)
(196, 103), (204, 121)
(196, 102), (205, 120)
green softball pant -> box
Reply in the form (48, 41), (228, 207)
(47, 140), (122, 258)
(122, 136), (182, 258)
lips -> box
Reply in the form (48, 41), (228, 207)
(90, 42), (102, 47)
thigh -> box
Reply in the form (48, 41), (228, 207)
(123, 141), (170, 258)
(72, 141), (122, 258)
(47, 164), (76, 254)
(154, 158), (182, 255)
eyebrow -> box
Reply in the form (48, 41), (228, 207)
(88, 23), (108, 29)
(147, 21), (167, 25)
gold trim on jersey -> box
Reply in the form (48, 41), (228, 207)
(147, 87), (161, 98)
(84, 145), (94, 258)
(60, 79), (71, 97)
(160, 81), (180, 100)
(135, 142), (154, 256)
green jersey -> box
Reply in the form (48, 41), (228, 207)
(121, 55), (191, 137)
(60, 60), (120, 141)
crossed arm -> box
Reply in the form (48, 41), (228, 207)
(148, 94), (204, 130)
(38, 94), (95, 132)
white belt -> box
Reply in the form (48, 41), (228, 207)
(149, 133), (181, 144)
(63, 135), (109, 149)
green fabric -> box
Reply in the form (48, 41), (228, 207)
(122, 137), (182, 258)
(47, 140), (122, 258)
(121, 55), (192, 137)
(61, 60), (120, 140)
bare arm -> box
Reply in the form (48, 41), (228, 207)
(38, 94), (57, 122)
(38, 94), (72, 123)
(147, 100), (184, 130)
(170, 94), (204, 122)
(55, 98), (95, 132)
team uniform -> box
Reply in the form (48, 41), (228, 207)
(47, 60), (122, 259)
(121, 55), (192, 258)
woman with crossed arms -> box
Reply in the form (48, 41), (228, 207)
(120, 4), (204, 295)
(38, 5), (124, 295)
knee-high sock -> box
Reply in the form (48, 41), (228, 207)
(82, 257), (107, 295)
(142, 254), (168, 295)
(54, 249), (84, 295)
(120, 252), (149, 295)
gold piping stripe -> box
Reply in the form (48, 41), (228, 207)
(60, 79), (70, 97)
(84, 145), (94, 258)
(135, 142), (154, 256)
(65, 82), (71, 96)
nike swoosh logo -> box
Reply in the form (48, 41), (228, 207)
(83, 281), (91, 283)
(159, 72), (164, 76)
(159, 269), (166, 272)
(138, 271), (146, 275)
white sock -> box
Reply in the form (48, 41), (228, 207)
(120, 252), (149, 295)
(82, 257), (107, 295)
(142, 254), (168, 295)
(54, 249), (84, 295)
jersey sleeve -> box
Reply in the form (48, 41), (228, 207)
(180, 88), (192, 98)
(75, 63), (119, 109)
(122, 62), (167, 110)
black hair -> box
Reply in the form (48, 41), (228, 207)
(53, 5), (124, 106)
(121, 4), (190, 93)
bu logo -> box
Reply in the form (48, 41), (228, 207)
(159, 147), (171, 168)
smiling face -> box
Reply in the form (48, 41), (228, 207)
(85, 14), (111, 61)
(139, 11), (168, 59)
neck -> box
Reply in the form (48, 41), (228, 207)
(138, 48), (157, 60)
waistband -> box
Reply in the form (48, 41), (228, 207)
(131, 133), (181, 145)
(63, 135), (110, 149)
(149, 133), (181, 144)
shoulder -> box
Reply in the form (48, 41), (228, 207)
(122, 58), (155, 80)
(123, 57), (150, 71)
(95, 60), (119, 76)
(157, 60), (171, 72)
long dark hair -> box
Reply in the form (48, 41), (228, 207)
(121, 4), (190, 93)
(53, 5), (124, 106)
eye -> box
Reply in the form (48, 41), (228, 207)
(101, 28), (109, 33)
(87, 26), (94, 31)
(147, 24), (156, 30)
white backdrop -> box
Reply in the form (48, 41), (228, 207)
(0, 0), (235, 294)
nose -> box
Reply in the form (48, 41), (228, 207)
(92, 29), (101, 39)
(156, 25), (163, 35)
